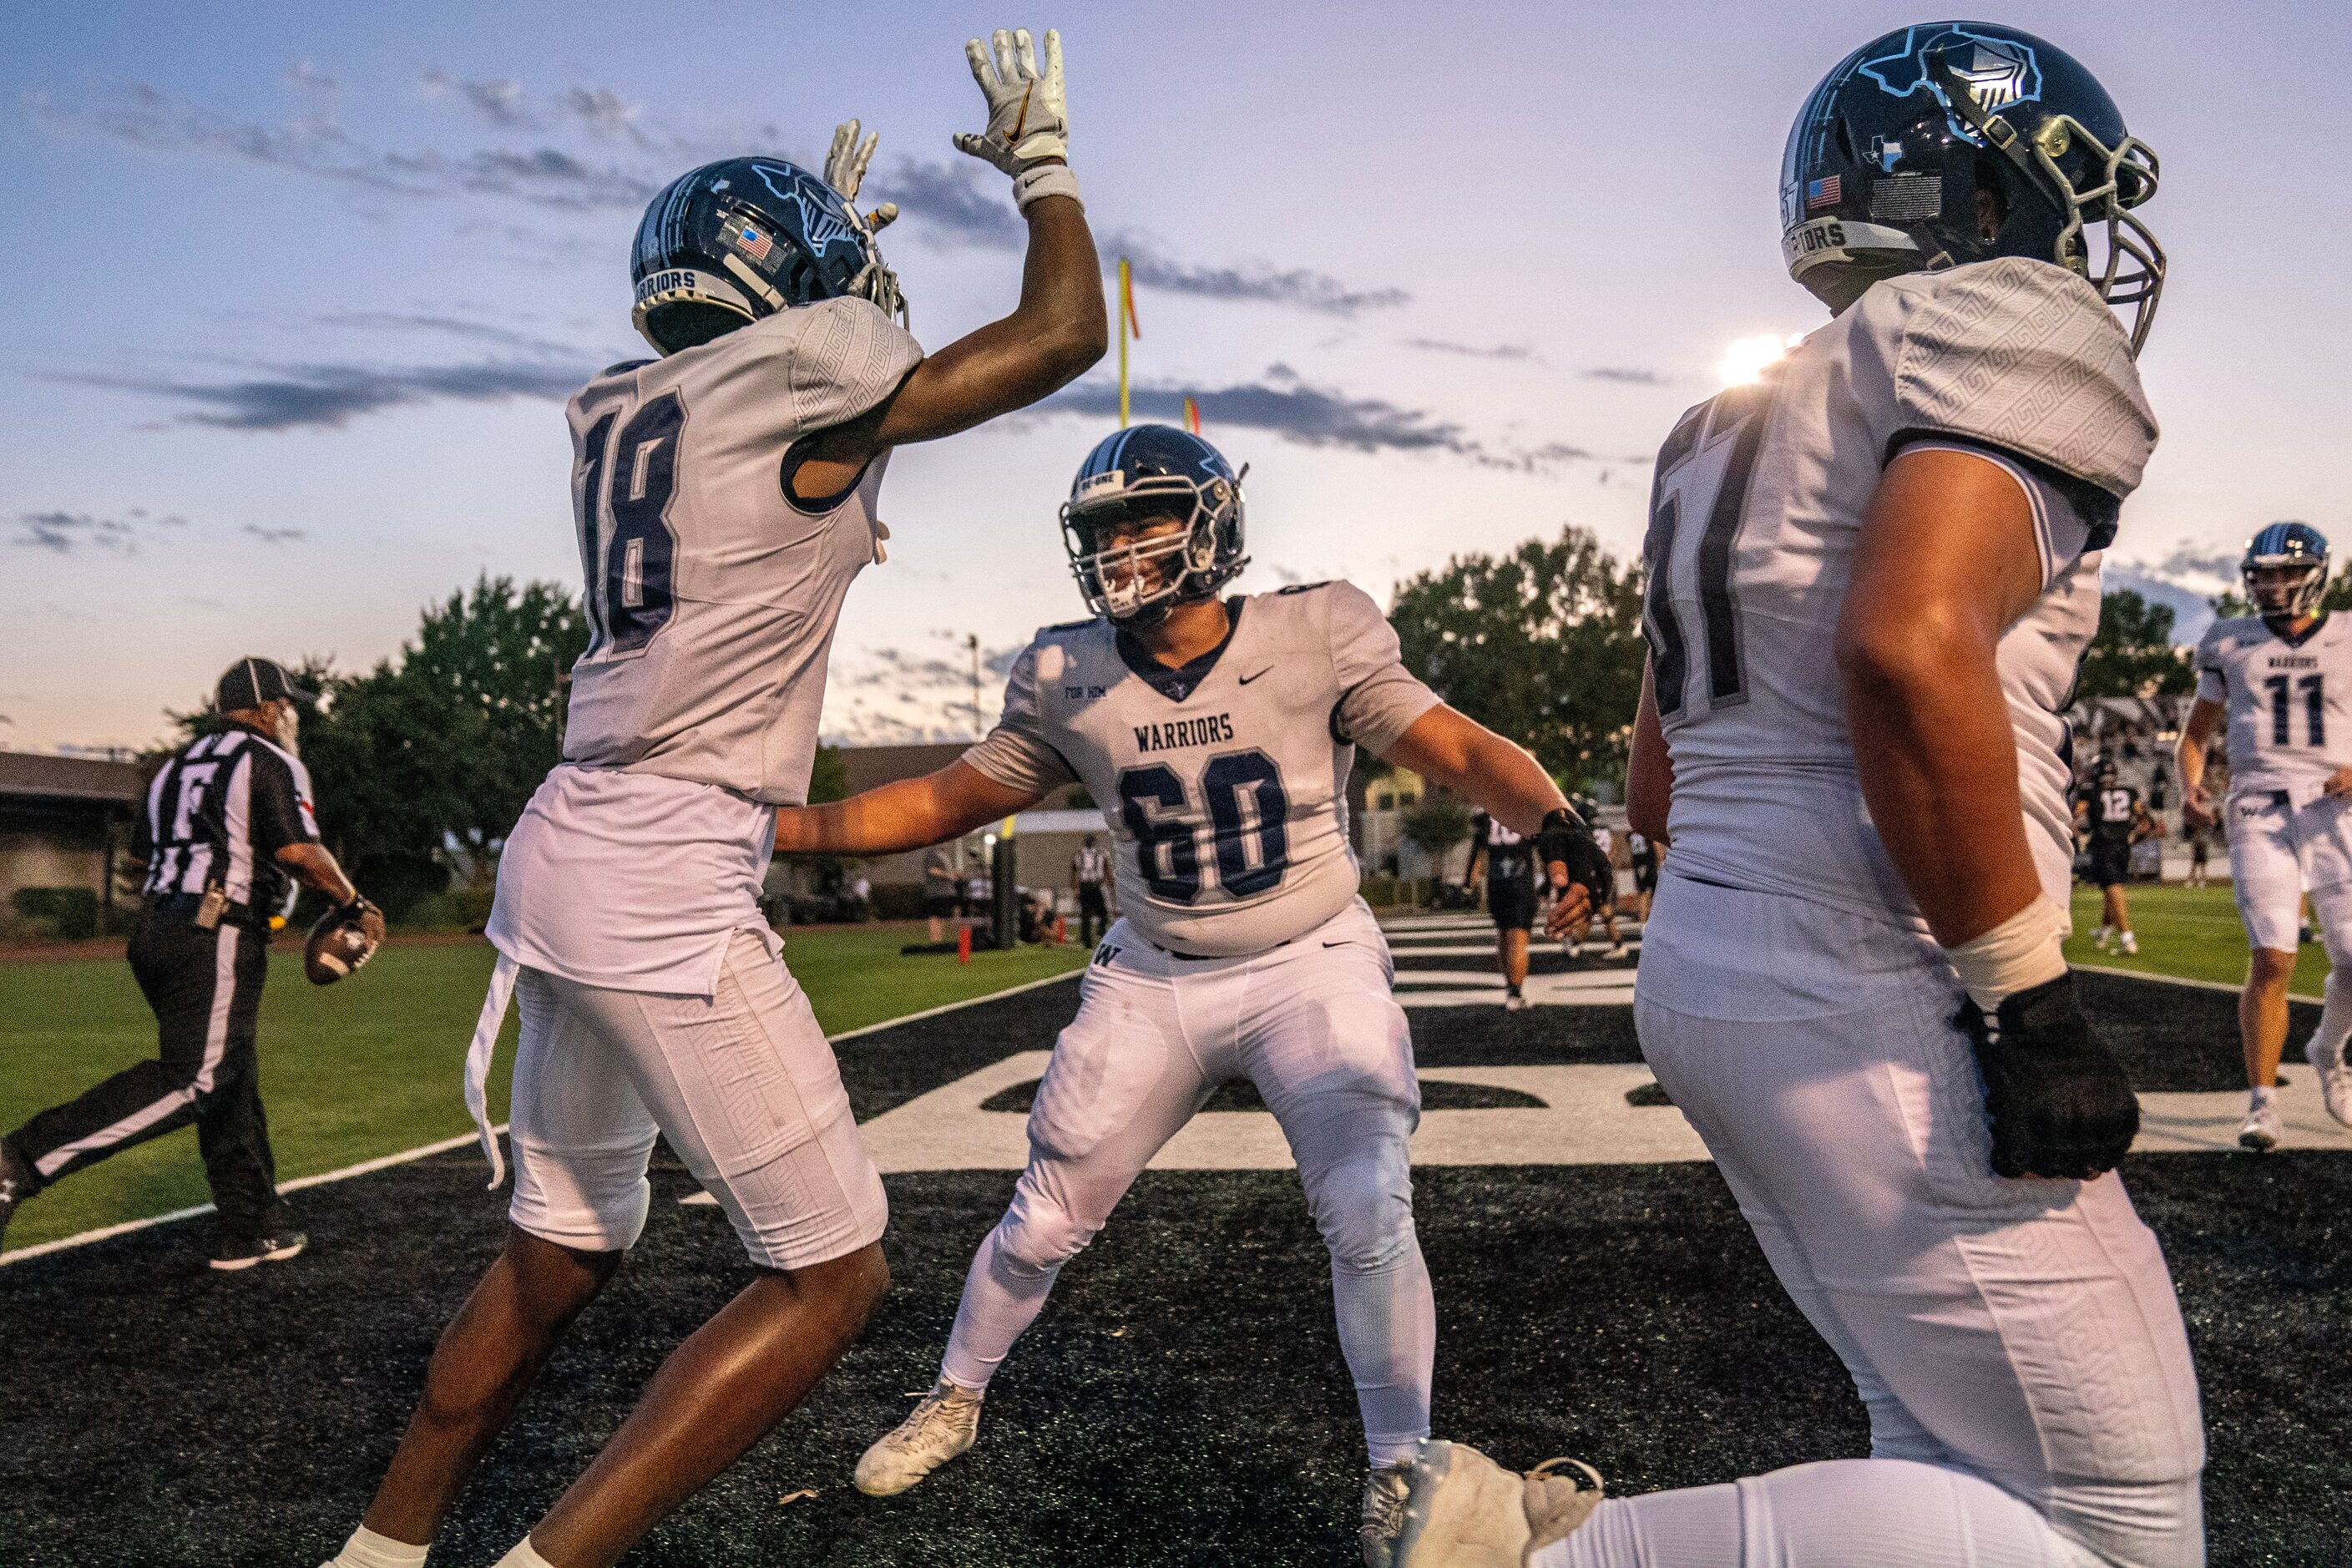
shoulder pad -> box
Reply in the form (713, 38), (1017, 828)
(1275, 579), (1337, 596)
(599, 359), (655, 378)
(1040, 615), (1101, 634)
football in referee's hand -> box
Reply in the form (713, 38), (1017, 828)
(305, 898), (386, 985)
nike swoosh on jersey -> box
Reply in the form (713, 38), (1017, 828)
(1238, 668), (1272, 685)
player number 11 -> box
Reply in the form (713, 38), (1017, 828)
(2263, 672), (2325, 748)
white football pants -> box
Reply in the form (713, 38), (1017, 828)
(506, 928), (888, 1271)
(1541, 875), (2205, 1568)
(938, 900), (1434, 1466)
(2225, 789), (2352, 956)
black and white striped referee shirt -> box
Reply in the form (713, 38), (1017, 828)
(135, 726), (321, 918)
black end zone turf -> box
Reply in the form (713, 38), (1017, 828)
(0, 969), (2344, 1564)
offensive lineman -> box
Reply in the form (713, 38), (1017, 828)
(2075, 755), (2152, 954)
(771, 424), (1611, 1566)
(316, 30), (1105, 1568)
(2177, 524), (2352, 1151)
(1399, 23), (2204, 1568)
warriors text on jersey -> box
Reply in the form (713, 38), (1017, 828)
(964, 583), (1441, 957)
(489, 296), (923, 994)
(1641, 257), (2157, 928)
(2194, 614), (2352, 802)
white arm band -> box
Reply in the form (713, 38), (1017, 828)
(1013, 162), (1083, 213)
(1944, 896), (2070, 1014)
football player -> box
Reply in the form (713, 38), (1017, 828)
(1398, 23), (2206, 1568)
(1467, 811), (1539, 1009)
(771, 423), (1611, 1566)
(2177, 523), (2352, 1150)
(2074, 755), (2152, 954)
(316, 30), (1105, 1568)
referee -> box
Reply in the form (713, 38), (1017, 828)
(0, 659), (378, 1268)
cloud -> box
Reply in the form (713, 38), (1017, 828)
(13, 509), (185, 554)
(878, 159), (1405, 316)
(1113, 238), (1408, 316)
(32, 83), (655, 210)
(286, 60), (336, 93)
(1406, 338), (1535, 362)
(243, 524), (307, 544)
(1041, 366), (1603, 471)
(80, 359), (595, 430)
(1582, 367), (1675, 387)
(316, 311), (588, 357)
(421, 71), (529, 126)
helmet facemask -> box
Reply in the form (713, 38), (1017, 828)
(1925, 48), (2164, 354)
(1062, 473), (1245, 625)
(2246, 560), (2328, 621)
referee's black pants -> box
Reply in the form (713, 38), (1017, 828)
(1078, 882), (1109, 948)
(4, 912), (285, 1243)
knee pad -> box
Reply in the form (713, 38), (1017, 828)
(993, 1181), (1096, 1277)
(1307, 1151), (1418, 1274)
(508, 1135), (651, 1254)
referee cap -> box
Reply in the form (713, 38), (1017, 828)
(215, 656), (318, 711)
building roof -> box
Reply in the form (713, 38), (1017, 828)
(0, 750), (148, 807)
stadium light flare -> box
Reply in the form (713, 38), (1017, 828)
(1718, 332), (1806, 387)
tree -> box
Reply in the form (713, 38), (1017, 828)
(2076, 589), (2193, 700)
(163, 577), (589, 919)
(1402, 796), (1474, 879)
(1387, 525), (1646, 787)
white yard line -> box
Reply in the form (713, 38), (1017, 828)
(2, 965), (1086, 1267)
(2072, 961), (2322, 1003)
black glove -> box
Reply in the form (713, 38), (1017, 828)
(1533, 807), (1614, 909)
(1954, 973), (2139, 1180)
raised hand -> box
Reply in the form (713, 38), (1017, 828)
(953, 26), (1070, 176)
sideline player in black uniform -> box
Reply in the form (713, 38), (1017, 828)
(1468, 812), (1538, 1009)
(2074, 757), (2152, 955)
(1071, 832), (1111, 947)
(0, 658), (379, 1267)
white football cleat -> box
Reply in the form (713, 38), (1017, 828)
(1606, 942), (1626, 959)
(2089, 924), (2112, 948)
(1362, 1461), (1413, 1567)
(2307, 1035), (2352, 1129)
(853, 1378), (984, 1497)
(1394, 1439), (1605, 1566)
(2117, 932), (2137, 955)
(2238, 1099), (2282, 1153)
(1504, 991), (1528, 1012)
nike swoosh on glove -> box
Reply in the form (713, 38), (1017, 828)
(953, 26), (1070, 175)
(1534, 807), (1614, 908)
(1955, 973), (2140, 1180)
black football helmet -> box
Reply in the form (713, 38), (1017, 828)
(630, 157), (903, 356)
(2243, 523), (2331, 620)
(1781, 22), (2163, 352)
(1061, 426), (1247, 623)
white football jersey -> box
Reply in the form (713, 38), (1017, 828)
(964, 583), (1441, 957)
(2195, 614), (2352, 799)
(1644, 258), (2157, 929)
(560, 296), (923, 805)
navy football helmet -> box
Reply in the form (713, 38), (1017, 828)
(1060, 426), (1247, 623)
(2243, 523), (2330, 620)
(630, 157), (903, 356)
(1781, 22), (2163, 352)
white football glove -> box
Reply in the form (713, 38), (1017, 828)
(953, 27), (1069, 175)
(824, 119), (898, 235)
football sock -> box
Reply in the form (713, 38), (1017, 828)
(939, 1222), (1063, 1392)
(2315, 969), (2352, 1064)
(325, 1526), (428, 1568)
(1332, 1227), (1435, 1468)
(489, 1538), (554, 1568)
(2251, 1085), (2279, 1111)
(1530, 1456), (2129, 1567)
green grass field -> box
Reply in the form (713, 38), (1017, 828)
(0, 927), (1084, 1256)
(2065, 881), (2334, 996)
